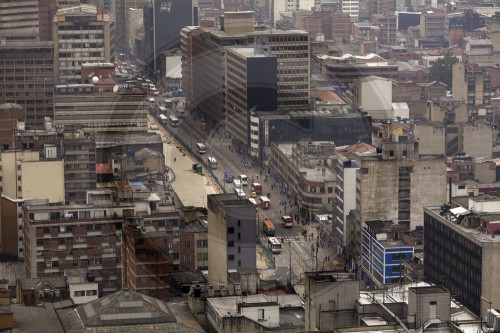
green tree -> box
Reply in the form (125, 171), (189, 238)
(430, 53), (459, 89)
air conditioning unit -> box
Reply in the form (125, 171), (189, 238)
(208, 285), (214, 297)
(487, 309), (500, 331)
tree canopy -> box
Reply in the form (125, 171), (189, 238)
(429, 53), (459, 89)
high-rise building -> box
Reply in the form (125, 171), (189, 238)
(0, 41), (55, 128)
(207, 194), (257, 286)
(182, 12), (310, 128)
(226, 47), (277, 156)
(38, 0), (57, 41)
(350, 138), (446, 266)
(424, 196), (500, 317)
(143, 0), (195, 78)
(0, 0), (40, 36)
(371, 13), (397, 46)
(52, 4), (115, 83)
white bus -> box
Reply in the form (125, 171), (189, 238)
(208, 156), (217, 169)
(169, 115), (179, 127)
(268, 237), (282, 254)
(196, 142), (207, 154)
(159, 114), (168, 124)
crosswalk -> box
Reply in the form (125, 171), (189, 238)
(260, 235), (302, 243)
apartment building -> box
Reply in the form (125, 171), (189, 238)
(270, 141), (337, 221)
(122, 211), (182, 300)
(181, 220), (208, 271)
(0, 41), (54, 128)
(0, 104), (24, 149)
(207, 194), (256, 287)
(52, 4), (115, 83)
(225, 47), (277, 157)
(420, 12), (446, 38)
(452, 62), (491, 106)
(424, 196), (500, 317)
(53, 84), (148, 133)
(371, 13), (397, 46)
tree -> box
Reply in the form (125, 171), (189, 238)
(430, 53), (459, 89)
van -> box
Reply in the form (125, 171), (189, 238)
(248, 198), (258, 206)
(233, 179), (242, 189)
(208, 156), (217, 170)
(239, 174), (248, 186)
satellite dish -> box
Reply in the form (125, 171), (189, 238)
(91, 76), (99, 84)
(113, 85), (119, 93)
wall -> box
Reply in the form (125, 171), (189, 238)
(69, 282), (99, 304)
(0, 197), (20, 258)
(1, 151), (39, 200)
(408, 288), (451, 327)
(462, 122), (492, 159)
(359, 78), (393, 120)
(475, 161), (496, 183)
(413, 124), (445, 155)
(21, 160), (65, 203)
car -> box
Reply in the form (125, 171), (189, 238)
(152, 89), (160, 96)
(234, 188), (246, 199)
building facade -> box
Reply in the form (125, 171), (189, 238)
(424, 198), (500, 317)
(0, 41), (55, 128)
(207, 194), (257, 286)
(452, 62), (491, 106)
(52, 4), (115, 83)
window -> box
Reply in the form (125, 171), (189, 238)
(258, 309), (265, 320)
(228, 227), (234, 234)
(74, 290), (85, 297)
(228, 241), (234, 247)
(86, 290), (97, 296)
(184, 241), (191, 249)
(228, 255), (235, 260)
(361, 168), (368, 174)
(196, 240), (208, 248)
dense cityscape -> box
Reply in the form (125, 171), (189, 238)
(0, 0), (499, 332)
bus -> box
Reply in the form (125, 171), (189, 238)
(196, 142), (207, 154)
(176, 97), (186, 117)
(262, 219), (275, 236)
(268, 237), (282, 254)
(281, 215), (293, 228)
(259, 196), (270, 209)
(159, 114), (168, 124)
(169, 115), (179, 127)
(208, 157), (217, 169)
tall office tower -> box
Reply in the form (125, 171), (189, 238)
(424, 197), (500, 317)
(0, 0), (40, 37)
(0, 41), (55, 128)
(143, 0), (195, 79)
(39, 0), (57, 41)
(207, 194), (257, 287)
(52, 4), (115, 83)
(225, 47), (278, 157)
(121, 0), (149, 53)
(181, 11), (310, 128)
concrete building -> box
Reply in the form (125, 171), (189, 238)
(352, 76), (393, 120)
(0, 150), (65, 203)
(334, 142), (376, 257)
(420, 12), (446, 38)
(52, 4), (115, 83)
(424, 196), (500, 317)
(361, 220), (414, 287)
(475, 158), (500, 183)
(0, 104), (24, 149)
(0, 41), (55, 128)
(225, 47), (277, 157)
(413, 123), (446, 155)
(371, 13), (397, 46)
(0, 0), (40, 36)
(270, 141), (337, 221)
(65, 268), (99, 304)
(125, 7), (145, 58)
(392, 81), (447, 120)
(207, 194), (257, 287)
(304, 271), (359, 331)
(122, 210), (182, 300)
(206, 294), (304, 333)
(351, 138), (447, 265)
(0, 196), (24, 259)
(181, 12), (310, 128)
(452, 62), (492, 107)
(181, 219), (209, 271)
(53, 84), (148, 133)
(315, 53), (399, 85)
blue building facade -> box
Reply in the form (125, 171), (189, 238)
(361, 222), (414, 286)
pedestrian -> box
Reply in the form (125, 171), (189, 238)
(260, 170), (262, 175)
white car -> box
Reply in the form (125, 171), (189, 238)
(234, 188), (246, 199)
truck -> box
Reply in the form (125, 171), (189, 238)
(251, 183), (262, 195)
